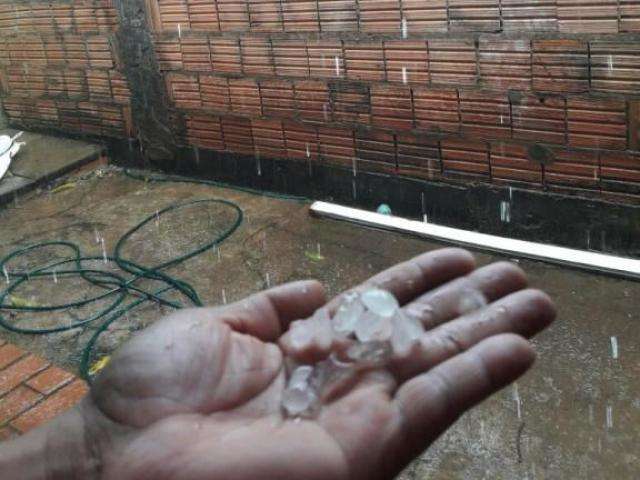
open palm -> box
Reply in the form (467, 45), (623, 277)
(88, 248), (555, 480)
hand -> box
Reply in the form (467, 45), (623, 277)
(1, 248), (555, 480)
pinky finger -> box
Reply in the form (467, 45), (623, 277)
(392, 334), (534, 468)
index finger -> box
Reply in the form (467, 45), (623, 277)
(326, 247), (476, 312)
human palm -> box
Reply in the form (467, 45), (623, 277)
(88, 248), (555, 480)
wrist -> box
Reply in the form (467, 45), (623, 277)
(0, 396), (121, 480)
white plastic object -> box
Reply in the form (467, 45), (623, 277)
(0, 131), (25, 181)
(0, 136), (11, 156)
(0, 151), (11, 181)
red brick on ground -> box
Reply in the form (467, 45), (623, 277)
(0, 344), (26, 370)
(11, 379), (89, 433)
(0, 386), (42, 424)
(26, 366), (75, 395)
(0, 355), (50, 396)
(0, 343), (88, 439)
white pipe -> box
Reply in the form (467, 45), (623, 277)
(310, 201), (640, 280)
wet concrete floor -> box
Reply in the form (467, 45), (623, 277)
(0, 128), (102, 205)
(0, 167), (638, 479)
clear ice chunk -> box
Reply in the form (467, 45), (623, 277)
(332, 292), (364, 335)
(282, 365), (319, 417)
(391, 311), (424, 354)
(282, 287), (426, 418)
(355, 310), (393, 342)
(311, 354), (356, 399)
(360, 288), (399, 317)
(345, 341), (392, 366)
(457, 288), (488, 316)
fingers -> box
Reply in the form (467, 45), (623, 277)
(280, 248), (476, 361)
(220, 280), (327, 341)
(326, 248), (476, 311)
(393, 334), (535, 466)
(403, 261), (527, 330)
(391, 289), (555, 381)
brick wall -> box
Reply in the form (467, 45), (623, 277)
(0, 1), (132, 138)
(148, 0), (640, 199)
(2, 1), (640, 201)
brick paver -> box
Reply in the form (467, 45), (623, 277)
(0, 355), (49, 396)
(11, 379), (89, 433)
(0, 343), (88, 439)
(0, 385), (42, 424)
(26, 366), (75, 395)
(0, 344), (26, 370)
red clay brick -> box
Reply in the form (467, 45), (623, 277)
(532, 39), (589, 93)
(0, 344), (25, 370)
(252, 118), (286, 158)
(413, 87), (460, 133)
(329, 81), (371, 124)
(217, 0), (250, 31)
(0, 386), (43, 424)
(479, 39), (532, 91)
(396, 133), (441, 180)
(558, 0), (618, 34)
(441, 138), (490, 179)
(401, 0), (447, 32)
(620, 0), (640, 32)
(259, 79), (296, 118)
(272, 39), (309, 78)
(0, 355), (50, 397)
(318, 0), (358, 32)
(26, 366), (75, 396)
(460, 90), (511, 140)
(282, 0), (320, 32)
(11, 379), (88, 433)
(283, 121), (319, 161)
(356, 130), (397, 170)
(248, 0), (283, 32)
(184, 113), (224, 150)
(307, 40), (344, 79)
(221, 117), (255, 154)
(501, 0), (557, 31)
(567, 97), (627, 150)
(318, 125), (355, 167)
(294, 80), (330, 122)
(428, 39), (478, 86)
(546, 147), (599, 188)
(344, 42), (385, 82)
(449, 0), (500, 32)
(370, 84), (413, 130)
(359, 0), (401, 33)
(384, 40), (429, 84)
(511, 94), (566, 145)
(490, 142), (543, 184)
(241, 36), (275, 76)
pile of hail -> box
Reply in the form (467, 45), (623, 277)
(281, 287), (425, 418)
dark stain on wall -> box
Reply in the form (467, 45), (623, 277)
(113, 0), (180, 164)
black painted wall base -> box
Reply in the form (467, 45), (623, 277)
(109, 139), (640, 259)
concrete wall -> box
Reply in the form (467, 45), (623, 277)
(1, 1), (640, 203)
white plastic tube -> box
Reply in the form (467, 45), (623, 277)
(310, 201), (640, 280)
